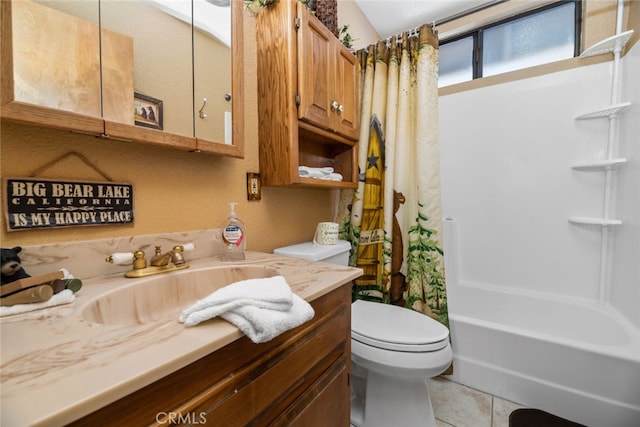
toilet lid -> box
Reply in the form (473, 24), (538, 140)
(352, 300), (450, 352)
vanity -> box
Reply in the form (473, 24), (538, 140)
(0, 251), (362, 426)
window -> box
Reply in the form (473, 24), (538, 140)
(439, 1), (580, 87)
(439, 36), (474, 87)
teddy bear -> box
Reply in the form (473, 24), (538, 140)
(1, 247), (31, 286)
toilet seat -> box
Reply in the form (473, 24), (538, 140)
(352, 300), (449, 352)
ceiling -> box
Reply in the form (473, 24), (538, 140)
(354, 0), (499, 39)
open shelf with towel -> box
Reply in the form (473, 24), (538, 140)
(256, 0), (359, 189)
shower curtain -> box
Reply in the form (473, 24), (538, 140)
(337, 24), (448, 329)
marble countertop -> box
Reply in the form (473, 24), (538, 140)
(0, 252), (362, 427)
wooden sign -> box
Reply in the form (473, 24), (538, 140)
(4, 178), (134, 231)
(359, 228), (384, 246)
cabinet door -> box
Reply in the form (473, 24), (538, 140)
(193, 1), (231, 144)
(100, 0), (193, 137)
(334, 43), (360, 140)
(0, 0), (104, 134)
(297, 3), (334, 133)
(297, 4), (359, 141)
(272, 357), (350, 427)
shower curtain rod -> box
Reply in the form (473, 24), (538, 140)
(383, 0), (507, 44)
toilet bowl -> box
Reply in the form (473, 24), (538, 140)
(273, 241), (452, 427)
(350, 299), (452, 427)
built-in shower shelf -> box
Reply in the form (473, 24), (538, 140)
(568, 217), (622, 226)
(580, 30), (634, 58)
(571, 158), (627, 171)
(574, 102), (631, 120)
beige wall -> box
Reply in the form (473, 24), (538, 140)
(2, 0), (637, 251)
(337, 0), (380, 50)
(0, 8), (335, 253)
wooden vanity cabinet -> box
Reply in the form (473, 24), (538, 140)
(256, 0), (359, 189)
(70, 284), (351, 427)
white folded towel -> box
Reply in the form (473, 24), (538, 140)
(298, 166), (343, 181)
(179, 275), (315, 343)
(0, 289), (75, 317)
(320, 172), (343, 181)
(299, 166), (334, 178)
(179, 275), (292, 323)
(220, 294), (314, 343)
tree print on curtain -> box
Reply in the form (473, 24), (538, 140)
(338, 25), (448, 329)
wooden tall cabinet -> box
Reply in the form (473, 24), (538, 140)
(257, 0), (360, 189)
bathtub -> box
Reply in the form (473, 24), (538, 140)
(442, 220), (640, 427)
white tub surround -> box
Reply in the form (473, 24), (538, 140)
(442, 219), (640, 427)
(439, 30), (639, 427)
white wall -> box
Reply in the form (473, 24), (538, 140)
(611, 42), (640, 328)
(439, 43), (640, 328)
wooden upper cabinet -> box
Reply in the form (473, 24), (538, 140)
(256, 0), (359, 189)
(1, 0), (244, 158)
(297, 6), (359, 141)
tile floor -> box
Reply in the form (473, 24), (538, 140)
(351, 376), (525, 427)
(428, 377), (524, 427)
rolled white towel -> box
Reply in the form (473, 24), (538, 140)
(319, 172), (343, 181)
(179, 275), (292, 323)
(0, 289), (75, 317)
(298, 166), (334, 178)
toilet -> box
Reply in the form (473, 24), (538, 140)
(274, 240), (453, 427)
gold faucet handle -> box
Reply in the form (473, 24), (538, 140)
(132, 250), (148, 270)
(171, 243), (195, 266)
(177, 243), (195, 252)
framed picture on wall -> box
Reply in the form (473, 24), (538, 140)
(134, 92), (163, 130)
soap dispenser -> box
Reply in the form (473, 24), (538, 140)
(221, 202), (246, 261)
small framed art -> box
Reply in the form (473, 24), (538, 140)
(134, 92), (163, 130)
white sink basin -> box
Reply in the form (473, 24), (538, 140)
(82, 265), (280, 326)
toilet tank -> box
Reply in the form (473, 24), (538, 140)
(273, 240), (351, 266)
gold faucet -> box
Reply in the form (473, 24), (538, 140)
(106, 244), (192, 278)
(150, 245), (189, 266)
(150, 246), (172, 266)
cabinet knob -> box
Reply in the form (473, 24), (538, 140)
(337, 104), (344, 114)
(330, 100), (339, 111)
